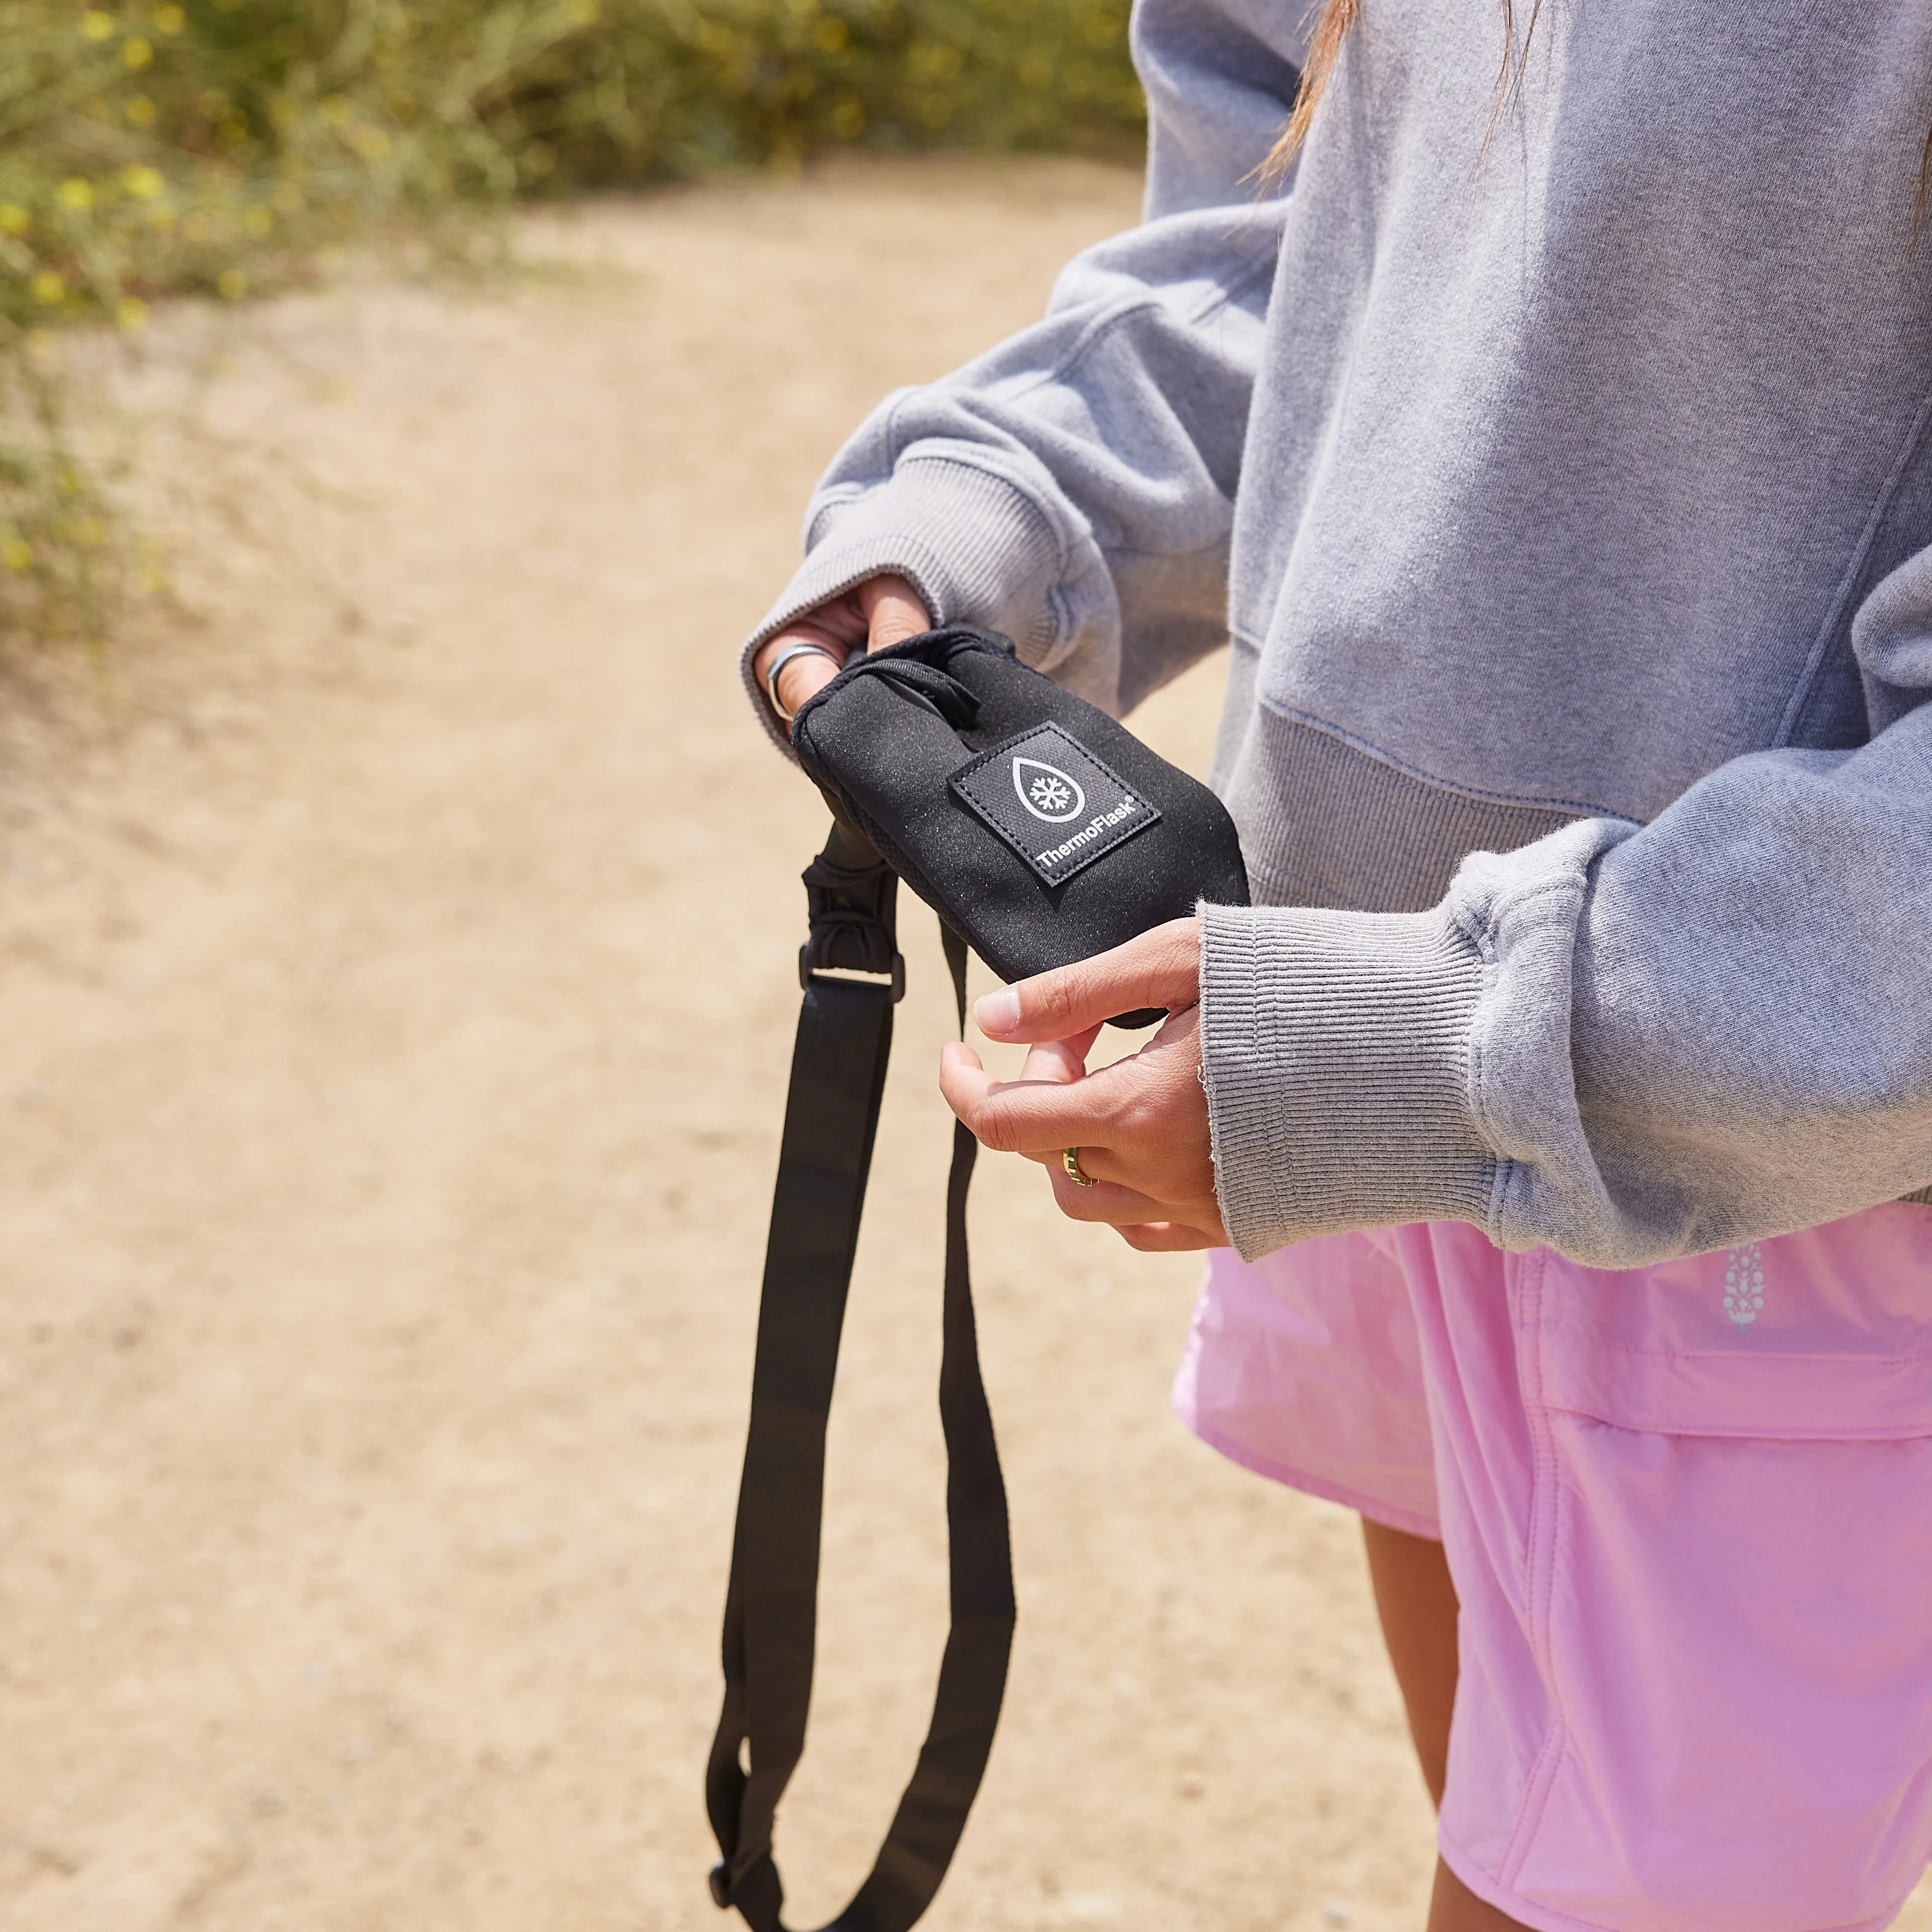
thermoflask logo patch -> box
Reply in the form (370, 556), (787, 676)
(1014, 757), (1085, 823)
(949, 722), (1161, 886)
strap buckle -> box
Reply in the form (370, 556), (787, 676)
(799, 827), (905, 1002)
(798, 942), (906, 1002)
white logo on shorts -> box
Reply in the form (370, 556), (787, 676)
(1722, 1243), (1764, 1329)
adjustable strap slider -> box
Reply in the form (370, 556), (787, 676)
(798, 941), (906, 1002)
(800, 831), (905, 1001)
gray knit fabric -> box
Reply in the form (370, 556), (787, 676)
(747, 0), (1932, 1261)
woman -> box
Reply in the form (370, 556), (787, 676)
(744, 2), (1932, 1926)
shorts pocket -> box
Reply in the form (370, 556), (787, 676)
(1495, 1210), (1932, 1930)
(1533, 1201), (1932, 1441)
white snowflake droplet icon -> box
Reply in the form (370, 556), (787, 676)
(1722, 1243), (1765, 1329)
(1011, 754), (1086, 822)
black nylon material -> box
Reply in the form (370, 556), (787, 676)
(791, 627), (1250, 993)
(706, 836), (1014, 1932)
(710, 641), (1247, 1932)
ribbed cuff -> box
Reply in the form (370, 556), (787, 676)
(739, 457), (1067, 757)
(1198, 902), (1500, 1259)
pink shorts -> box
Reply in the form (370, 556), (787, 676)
(1173, 1207), (1932, 1932)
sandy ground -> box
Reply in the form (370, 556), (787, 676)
(0, 159), (1923, 1932)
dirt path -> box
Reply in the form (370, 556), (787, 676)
(0, 159), (1921, 1932)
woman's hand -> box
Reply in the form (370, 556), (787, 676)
(752, 574), (932, 721)
(938, 917), (1226, 1252)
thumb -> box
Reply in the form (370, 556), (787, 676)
(861, 574), (934, 651)
(973, 917), (1200, 1044)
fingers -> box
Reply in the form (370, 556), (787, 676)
(1041, 1166), (1224, 1250)
(940, 988), (1226, 1247)
(1115, 1221), (1218, 1253)
(1015, 1023), (1100, 1086)
(1048, 1167), (1172, 1223)
(860, 574), (933, 651)
(752, 611), (857, 717)
(1045, 1162), (1222, 1231)
(939, 1040), (1124, 1156)
(991, 1026), (1102, 1166)
(774, 647), (844, 717)
(749, 574), (933, 722)
(974, 917), (1201, 1045)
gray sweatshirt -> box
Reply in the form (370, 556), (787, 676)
(744, 0), (1932, 1266)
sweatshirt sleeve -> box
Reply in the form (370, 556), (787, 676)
(1199, 546), (1932, 1267)
(741, 0), (1307, 752)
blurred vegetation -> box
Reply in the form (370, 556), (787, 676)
(0, 0), (1142, 640)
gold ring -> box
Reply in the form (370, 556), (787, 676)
(1063, 1147), (1096, 1188)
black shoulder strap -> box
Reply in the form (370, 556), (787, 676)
(706, 820), (1016, 1932)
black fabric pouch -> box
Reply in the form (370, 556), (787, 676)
(703, 627), (1249, 1932)
(790, 625), (1250, 1006)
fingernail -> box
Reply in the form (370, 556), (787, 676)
(974, 985), (1020, 1035)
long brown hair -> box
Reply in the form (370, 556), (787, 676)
(1262, 0), (1932, 220)
(1261, 0), (1360, 181)
(1262, 0), (1546, 183)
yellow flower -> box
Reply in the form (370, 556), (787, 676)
(80, 9), (113, 39)
(830, 97), (865, 137)
(0, 204), (29, 234)
(350, 126), (391, 159)
(270, 180), (303, 213)
(31, 270), (65, 304)
(120, 164), (165, 199)
(116, 296), (148, 331)
(242, 205), (272, 236)
(122, 34), (152, 67)
(57, 178), (95, 213)
(567, 0), (599, 20)
(125, 93), (156, 125)
(217, 267), (246, 299)
(814, 14), (850, 50)
(1, 538), (33, 572)
(155, 3), (186, 30)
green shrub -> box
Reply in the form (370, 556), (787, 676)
(0, 0), (1142, 639)
(489, 0), (1145, 189)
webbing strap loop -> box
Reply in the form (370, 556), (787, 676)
(798, 816), (907, 998)
(706, 825), (1015, 1932)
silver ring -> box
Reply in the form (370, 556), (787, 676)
(764, 641), (846, 722)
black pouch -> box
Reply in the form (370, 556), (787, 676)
(704, 626), (1247, 1932)
(791, 626), (1250, 1012)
